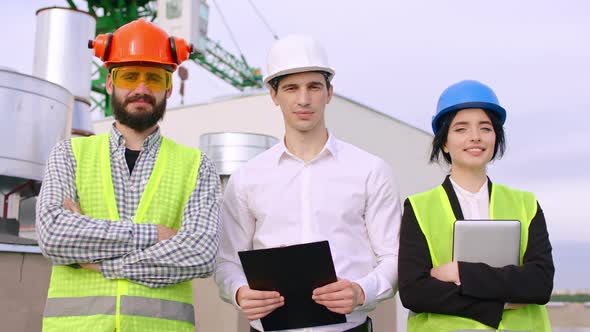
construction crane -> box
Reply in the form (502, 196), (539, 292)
(66, 0), (263, 116)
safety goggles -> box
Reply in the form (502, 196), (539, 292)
(111, 66), (172, 92)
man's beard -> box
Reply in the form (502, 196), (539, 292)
(112, 90), (166, 132)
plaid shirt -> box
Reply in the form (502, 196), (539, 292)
(36, 125), (221, 288)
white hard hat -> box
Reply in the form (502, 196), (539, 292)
(263, 34), (336, 88)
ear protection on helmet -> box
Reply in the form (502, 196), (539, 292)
(89, 34), (192, 65)
(169, 37), (179, 64)
(88, 18), (193, 70)
(103, 33), (113, 61)
(88, 33), (113, 61)
(169, 37), (193, 65)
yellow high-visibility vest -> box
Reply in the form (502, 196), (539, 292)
(407, 183), (551, 332)
(43, 133), (201, 332)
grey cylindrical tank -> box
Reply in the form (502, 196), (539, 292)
(0, 68), (74, 181)
(199, 132), (279, 176)
(33, 7), (96, 99)
(71, 97), (94, 136)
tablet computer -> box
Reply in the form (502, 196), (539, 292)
(452, 219), (521, 267)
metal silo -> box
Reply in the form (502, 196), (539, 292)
(0, 68), (73, 227)
(199, 132), (279, 190)
(33, 6), (96, 137)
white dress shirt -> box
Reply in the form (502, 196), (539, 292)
(215, 133), (401, 332)
(450, 177), (489, 220)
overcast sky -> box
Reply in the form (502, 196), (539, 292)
(2, 1), (589, 287)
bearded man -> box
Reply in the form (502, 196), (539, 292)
(36, 19), (221, 332)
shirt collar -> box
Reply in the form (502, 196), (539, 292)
(276, 130), (338, 165)
(324, 131), (338, 157)
(449, 176), (489, 200)
(109, 123), (162, 154)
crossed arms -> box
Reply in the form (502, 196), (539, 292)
(36, 140), (222, 288)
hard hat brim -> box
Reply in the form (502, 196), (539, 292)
(106, 61), (176, 72)
(106, 60), (177, 71)
(431, 101), (507, 134)
(263, 66), (335, 87)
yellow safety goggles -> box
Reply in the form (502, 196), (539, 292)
(111, 66), (172, 92)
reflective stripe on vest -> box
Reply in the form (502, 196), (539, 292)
(44, 296), (117, 317)
(406, 183), (550, 332)
(43, 133), (201, 332)
(44, 296), (195, 324)
(120, 296), (195, 323)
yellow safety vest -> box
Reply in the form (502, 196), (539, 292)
(407, 183), (551, 332)
(43, 133), (201, 332)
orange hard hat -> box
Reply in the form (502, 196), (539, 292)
(88, 18), (192, 71)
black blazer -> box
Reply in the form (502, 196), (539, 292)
(398, 176), (554, 328)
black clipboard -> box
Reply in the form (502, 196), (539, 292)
(238, 240), (347, 330)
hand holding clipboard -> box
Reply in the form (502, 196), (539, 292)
(238, 241), (347, 330)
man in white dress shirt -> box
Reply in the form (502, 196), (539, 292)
(214, 34), (402, 332)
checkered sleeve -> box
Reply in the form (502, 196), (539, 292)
(35, 140), (158, 265)
(100, 153), (222, 288)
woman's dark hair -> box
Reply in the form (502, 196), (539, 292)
(430, 109), (506, 165)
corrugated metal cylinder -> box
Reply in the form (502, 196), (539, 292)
(33, 7), (96, 98)
(199, 132), (279, 176)
(71, 97), (94, 137)
(0, 68), (73, 181)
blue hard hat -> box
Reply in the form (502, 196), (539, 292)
(432, 80), (506, 134)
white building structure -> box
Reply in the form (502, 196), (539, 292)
(94, 91), (446, 332)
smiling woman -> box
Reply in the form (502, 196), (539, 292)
(441, 108), (497, 173)
(398, 80), (555, 332)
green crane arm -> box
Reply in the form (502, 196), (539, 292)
(71, 0), (262, 116)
